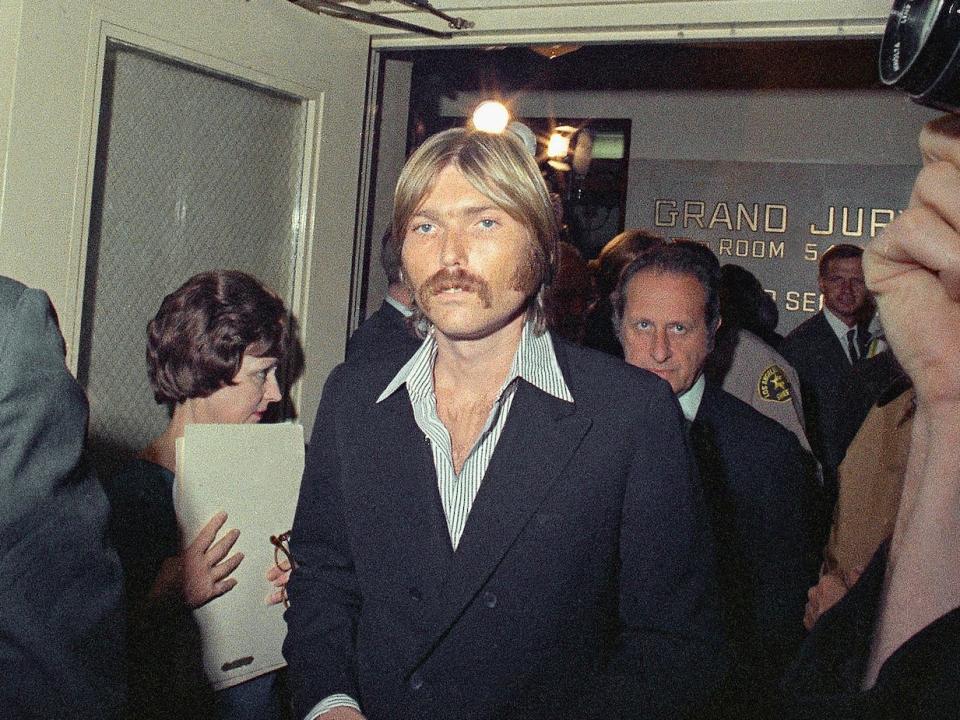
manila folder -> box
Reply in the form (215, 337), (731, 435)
(175, 422), (304, 690)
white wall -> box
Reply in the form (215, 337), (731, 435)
(442, 87), (936, 167)
(436, 85), (938, 333)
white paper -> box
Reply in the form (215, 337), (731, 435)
(175, 422), (304, 690)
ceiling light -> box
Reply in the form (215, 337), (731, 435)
(472, 101), (510, 133)
(546, 132), (571, 160)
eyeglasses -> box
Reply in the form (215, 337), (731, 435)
(269, 530), (295, 608)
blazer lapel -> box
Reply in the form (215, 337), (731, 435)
(824, 312), (856, 368)
(359, 388), (453, 590)
(409, 376), (592, 670)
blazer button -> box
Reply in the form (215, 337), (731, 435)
(482, 591), (497, 608)
(408, 587), (422, 601)
(409, 672), (424, 691)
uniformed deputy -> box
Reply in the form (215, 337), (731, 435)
(707, 326), (813, 456)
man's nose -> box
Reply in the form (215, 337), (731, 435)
(439, 226), (467, 267)
(650, 329), (671, 363)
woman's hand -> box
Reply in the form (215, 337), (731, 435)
(265, 561), (291, 606)
(181, 510), (243, 609)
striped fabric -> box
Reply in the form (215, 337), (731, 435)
(378, 321), (573, 549)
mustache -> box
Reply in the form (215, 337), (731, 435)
(417, 268), (492, 307)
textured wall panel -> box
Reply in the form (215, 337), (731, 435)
(81, 42), (307, 475)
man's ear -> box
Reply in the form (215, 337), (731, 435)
(817, 258), (830, 294)
(707, 316), (722, 352)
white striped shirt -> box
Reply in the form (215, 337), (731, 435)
(377, 320), (574, 549)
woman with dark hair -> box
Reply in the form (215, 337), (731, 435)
(105, 270), (291, 720)
(583, 228), (664, 356)
(718, 263), (783, 349)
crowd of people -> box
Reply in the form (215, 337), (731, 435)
(2, 115), (958, 720)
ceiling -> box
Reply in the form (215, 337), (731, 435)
(392, 38), (883, 95)
(328, 0), (893, 47)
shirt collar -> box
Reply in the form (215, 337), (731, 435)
(377, 321), (573, 404)
(384, 294), (413, 317)
(677, 373), (706, 422)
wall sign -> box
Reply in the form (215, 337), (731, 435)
(627, 159), (919, 333)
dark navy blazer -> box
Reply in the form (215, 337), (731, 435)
(782, 311), (854, 472)
(690, 383), (821, 690)
(783, 312), (891, 504)
(345, 300), (420, 364)
(285, 337), (727, 720)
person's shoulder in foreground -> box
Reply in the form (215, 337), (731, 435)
(780, 541), (960, 719)
(0, 275), (126, 720)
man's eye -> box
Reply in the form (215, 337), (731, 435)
(411, 222), (434, 234)
(635, 320), (651, 330)
(478, 218), (498, 229)
(671, 323), (687, 333)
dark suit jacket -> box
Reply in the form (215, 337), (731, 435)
(782, 312), (860, 487)
(690, 383), (821, 704)
(345, 300), (420, 364)
(779, 541), (959, 719)
(783, 314), (896, 505)
(0, 277), (125, 719)
(285, 338), (727, 720)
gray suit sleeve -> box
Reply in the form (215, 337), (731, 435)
(0, 277), (126, 719)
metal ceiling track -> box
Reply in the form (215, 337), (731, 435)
(290, 0), (474, 39)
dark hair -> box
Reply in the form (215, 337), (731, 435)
(146, 270), (288, 404)
(589, 228), (665, 300)
(818, 243), (863, 277)
(611, 240), (721, 340)
(379, 225), (403, 285)
(719, 263), (779, 336)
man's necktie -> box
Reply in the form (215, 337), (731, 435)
(846, 327), (860, 363)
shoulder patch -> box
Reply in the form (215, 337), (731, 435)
(758, 364), (792, 403)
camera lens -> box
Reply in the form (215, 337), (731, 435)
(879, 0), (960, 112)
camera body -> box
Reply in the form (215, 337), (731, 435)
(880, 0), (960, 112)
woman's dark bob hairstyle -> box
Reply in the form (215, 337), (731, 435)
(146, 270), (288, 404)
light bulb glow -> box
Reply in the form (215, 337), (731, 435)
(472, 101), (510, 133)
(546, 132), (571, 159)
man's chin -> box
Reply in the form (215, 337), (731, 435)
(431, 312), (528, 344)
(432, 319), (499, 342)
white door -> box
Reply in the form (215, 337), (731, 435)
(0, 0), (371, 436)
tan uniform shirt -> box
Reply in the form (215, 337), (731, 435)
(824, 387), (914, 578)
(720, 329), (812, 454)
